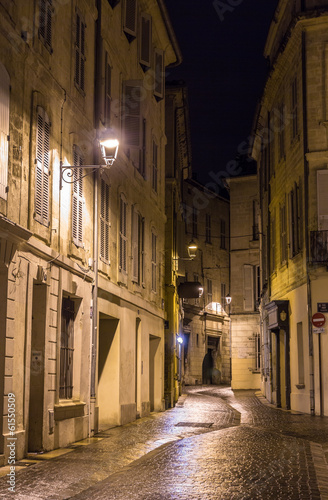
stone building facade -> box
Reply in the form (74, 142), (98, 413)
(251, 0), (328, 414)
(228, 173), (261, 390)
(182, 179), (230, 386)
(0, 0), (180, 464)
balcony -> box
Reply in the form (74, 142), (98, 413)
(310, 231), (328, 263)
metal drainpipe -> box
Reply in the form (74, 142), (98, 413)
(302, 31), (315, 416)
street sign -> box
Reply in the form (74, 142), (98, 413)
(318, 303), (328, 313)
(312, 312), (326, 328)
(313, 327), (325, 334)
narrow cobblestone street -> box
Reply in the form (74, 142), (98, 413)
(1, 386), (328, 499)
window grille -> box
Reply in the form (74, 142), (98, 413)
(60, 297), (74, 399)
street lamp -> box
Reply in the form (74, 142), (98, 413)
(225, 294), (232, 384)
(187, 239), (198, 259)
(60, 134), (119, 189)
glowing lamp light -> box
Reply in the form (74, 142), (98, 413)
(100, 138), (119, 167)
(177, 335), (183, 345)
(187, 240), (198, 259)
(225, 294), (232, 305)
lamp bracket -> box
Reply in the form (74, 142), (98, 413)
(60, 163), (111, 189)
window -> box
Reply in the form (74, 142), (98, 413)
(220, 219), (226, 249)
(152, 140), (158, 192)
(35, 106), (50, 226)
(252, 200), (259, 240)
(278, 102), (285, 160)
(192, 207), (198, 238)
(280, 203), (287, 264)
(254, 333), (260, 372)
(297, 322), (304, 386)
(104, 51), (112, 127)
(72, 146), (83, 247)
(0, 63), (9, 200)
(243, 264), (254, 312)
(221, 283), (226, 313)
(139, 13), (152, 68)
(100, 179), (110, 263)
(255, 265), (260, 310)
(123, 0), (137, 38)
(291, 77), (298, 140)
(123, 82), (143, 171)
(132, 207), (144, 284)
(205, 214), (211, 243)
(288, 182), (302, 257)
(74, 12), (86, 92)
(207, 279), (212, 304)
(154, 49), (164, 100)
(39, 0), (52, 51)
(270, 214), (276, 273)
(141, 118), (146, 178)
(317, 170), (328, 230)
(119, 195), (127, 272)
(60, 297), (75, 399)
(151, 231), (157, 292)
(194, 273), (199, 306)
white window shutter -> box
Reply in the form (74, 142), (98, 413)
(35, 107), (50, 226)
(124, 82), (142, 169)
(72, 146), (83, 247)
(0, 63), (10, 200)
(119, 196), (127, 272)
(100, 179), (110, 262)
(317, 170), (328, 230)
(244, 264), (254, 312)
(132, 207), (139, 281)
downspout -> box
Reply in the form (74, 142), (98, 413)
(302, 31), (315, 416)
(90, 0), (102, 427)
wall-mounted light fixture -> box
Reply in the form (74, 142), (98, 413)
(187, 239), (198, 259)
(60, 132), (119, 189)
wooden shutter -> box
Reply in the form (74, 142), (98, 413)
(39, 0), (52, 49)
(317, 170), (328, 230)
(72, 146), (83, 247)
(151, 232), (156, 291)
(124, 82), (142, 169)
(100, 179), (110, 263)
(152, 140), (158, 192)
(154, 49), (164, 99)
(104, 52), (112, 127)
(75, 12), (85, 91)
(0, 63), (9, 200)
(119, 196), (127, 272)
(35, 106), (50, 226)
(244, 264), (254, 311)
(123, 0), (137, 37)
(131, 207), (139, 282)
(139, 13), (151, 68)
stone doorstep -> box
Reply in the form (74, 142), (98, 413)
(26, 437), (104, 460)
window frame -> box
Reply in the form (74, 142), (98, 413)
(38, 0), (53, 52)
(60, 297), (75, 400)
(119, 194), (128, 273)
(0, 63), (10, 201)
(74, 11), (86, 93)
(151, 230), (157, 292)
(35, 106), (50, 227)
(100, 178), (110, 264)
(72, 145), (84, 248)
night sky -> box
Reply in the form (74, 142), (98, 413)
(164, 0), (278, 185)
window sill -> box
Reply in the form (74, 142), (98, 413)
(295, 384), (305, 390)
(54, 400), (86, 421)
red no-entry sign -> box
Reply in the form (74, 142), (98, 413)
(312, 312), (326, 328)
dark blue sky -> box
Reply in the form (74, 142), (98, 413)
(164, 0), (278, 184)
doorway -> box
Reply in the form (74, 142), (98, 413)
(0, 265), (8, 456)
(98, 316), (119, 429)
(135, 319), (141, 415)
(28, 282), (47, 452)
(149, 335), (160, 412)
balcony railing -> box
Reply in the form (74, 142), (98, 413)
(310, 231), (328, 263)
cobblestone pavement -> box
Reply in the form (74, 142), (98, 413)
(1, 386), (328, 499)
